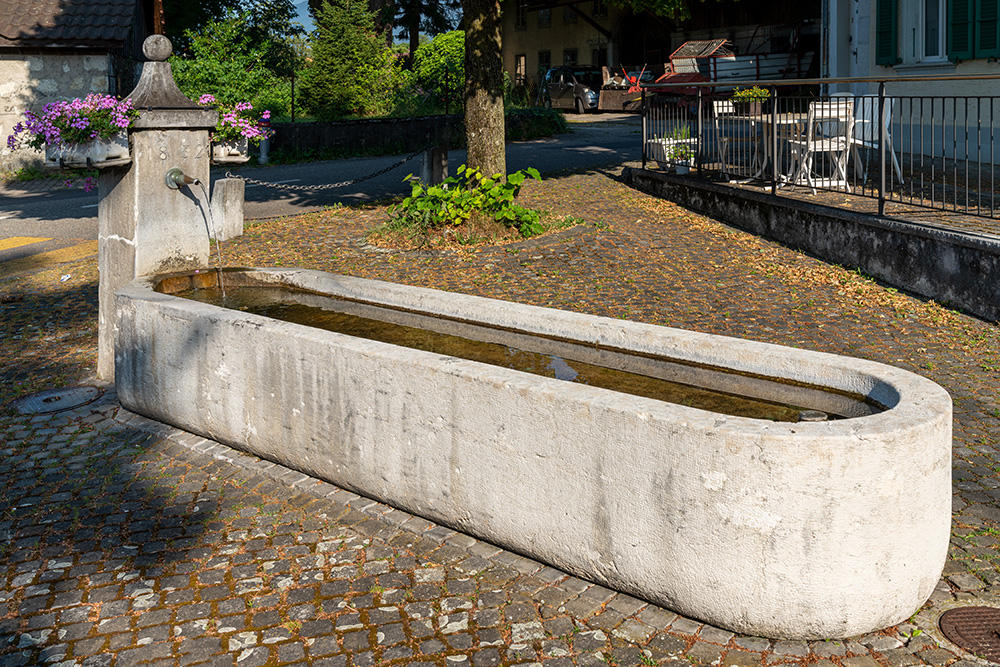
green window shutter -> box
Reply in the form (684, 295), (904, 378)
(876, 0), (899, 65)
(949, 0), (975, 60)
(976, 0), (1000, 58)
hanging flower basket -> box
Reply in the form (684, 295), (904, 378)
(197, 95), (271, 166)
(44, 132), (131, 168)
(6, 94), (138, 169)
(211, 136), (250, 164)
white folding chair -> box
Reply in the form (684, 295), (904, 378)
(713, 99), (760, 182)
(786, 99), (855, 194)
(849, 95), (904, 185)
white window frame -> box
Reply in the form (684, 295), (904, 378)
(899, 0), (949, 64)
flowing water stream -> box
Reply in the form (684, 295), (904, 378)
(197, 183), (226, 300)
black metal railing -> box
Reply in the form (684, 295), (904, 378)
(641, 75), (1000, 219)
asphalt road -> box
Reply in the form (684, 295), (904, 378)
(0, 114), (641, 252)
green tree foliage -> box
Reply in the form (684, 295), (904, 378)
(610, 0), (704, 20)
(299, 0), (410, 119)
(396, 0), (461, 60)
(169, 11), (297, 117)
(165, 0), (302, 54)
(164, 0), (241, 51)
(412, 31), (464, 111)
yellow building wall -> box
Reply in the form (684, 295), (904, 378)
(501, 1), (622, 89)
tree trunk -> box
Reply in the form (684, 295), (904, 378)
(408, 10), (420, 63)
(462, 0), (505, 177)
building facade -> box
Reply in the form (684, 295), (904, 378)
(501, 0), (822, 94)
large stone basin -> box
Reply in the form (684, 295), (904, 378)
(114, 267), (952, 639)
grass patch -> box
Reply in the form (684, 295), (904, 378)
(0, 164), (98, 185)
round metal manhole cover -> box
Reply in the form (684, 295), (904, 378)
(11, 386), (103, 415)
(940, 606), (1000, 663)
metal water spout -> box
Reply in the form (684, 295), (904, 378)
(165, 168), (200, 189)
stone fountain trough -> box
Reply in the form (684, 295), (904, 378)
(114, 267), (952, 640)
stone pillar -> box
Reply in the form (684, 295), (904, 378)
(211, 178), (245, 241)
(421, 146), (448, 184)
(97, 35), (219, 381)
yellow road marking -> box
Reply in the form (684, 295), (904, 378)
(0, 240), (97, 278)
(0, 236), (51, 251)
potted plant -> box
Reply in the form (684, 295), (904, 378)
(665, 124), (691, 143)
(197, 95), (273, 164)
(6, 94), (138, 168)
(730, 86), (771, 116)
(667, 143), (695, 174)
(647, 124), (697, 168)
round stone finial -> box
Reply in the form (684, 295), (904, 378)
(143, 35), (172, 62)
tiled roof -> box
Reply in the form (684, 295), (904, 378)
(0, 0), (137, 48)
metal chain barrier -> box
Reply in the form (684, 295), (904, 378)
(225, 144), (434, 191)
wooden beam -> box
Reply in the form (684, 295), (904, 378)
(569, 3), (612, 39)
(152, 0), (164, 34)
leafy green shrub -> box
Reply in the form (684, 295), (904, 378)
(390, 165), (543, 237)
(412, 31), (464, 112)
(169, 11), (292, 117)
(503, 71), (537, 109)
(504, 107), (569, 141)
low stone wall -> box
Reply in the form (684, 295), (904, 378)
(270, 115), (464, 158)
(622, 167), (1000, 322)
(115, 268), (952, 640)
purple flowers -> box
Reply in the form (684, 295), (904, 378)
(6, 94), (139, 151)
(196, 95), (273, 145)
(65, 176), (98, 192)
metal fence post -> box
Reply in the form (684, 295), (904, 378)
(878, 81), (886, 216)
(642, 88), (647, 169)
(771, 85), (778, 196)
(696, 88), (703, 176)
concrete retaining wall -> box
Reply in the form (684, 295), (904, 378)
(622, 167), (1000, 322)
(115, 268), (953, 639)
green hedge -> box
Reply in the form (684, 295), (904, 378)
(267, 107), (570, 164)
(504, 107), (570, 142)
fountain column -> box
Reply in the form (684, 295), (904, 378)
(97, 35), (219, 380)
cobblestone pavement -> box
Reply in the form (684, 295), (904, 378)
(3, 166), (1000, 666)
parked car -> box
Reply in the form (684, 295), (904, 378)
(541, 66), (602, 113)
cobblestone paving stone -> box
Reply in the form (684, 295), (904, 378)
(3, 166), (1000, 666)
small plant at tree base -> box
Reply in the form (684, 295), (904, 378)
(196, 94), (273, 145)
(730, 86), (770, 104)
(390, 165), (543, 237)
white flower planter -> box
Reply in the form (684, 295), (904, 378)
(45, 133), (130, 168)
(211, 137), (250, 164)
(646, 138), (697, 172)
